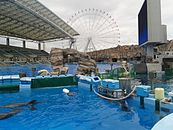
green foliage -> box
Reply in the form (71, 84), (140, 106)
(98, 65), (136, 79)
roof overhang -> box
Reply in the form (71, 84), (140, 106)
(0, 0), (79, 42)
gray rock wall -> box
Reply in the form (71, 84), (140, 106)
(50, 48), (97, 75)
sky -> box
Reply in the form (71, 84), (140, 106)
(39, 0), (173, 52)
(0, 0), (173, 52)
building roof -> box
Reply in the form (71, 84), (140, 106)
(0, 0), (79, 41)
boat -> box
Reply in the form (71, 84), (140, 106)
(93, 78), (141, 101)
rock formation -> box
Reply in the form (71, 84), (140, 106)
(76, 52), (97, 75)
(50, 48), (97, 75)
(50, 48), (65, 73)
(87, 45), (146, 62)
(156, 40), (173, 51)
(50, 48), (64, 66)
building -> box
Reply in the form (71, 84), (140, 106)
(0, 0), (78, 65)
(138, 0), (167, 59)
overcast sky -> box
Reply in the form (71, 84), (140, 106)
(1, 0), (173, 52)
(37, 0), (173, 52)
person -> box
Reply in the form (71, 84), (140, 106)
(63, 88), (75, 96)
(0, 100), (42, 110)
(67, 92), (75, 96)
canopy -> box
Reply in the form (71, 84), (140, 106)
(0, 0), (79, 41)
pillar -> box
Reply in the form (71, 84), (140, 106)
(6, 38), (10, 46)
(140, 96), (145, 108)
(38, 43), (41, 50)
(145, 44), (154, 59)
(43, 43), (46, 51)
(23, 41), (26, 48)
(155, 99), (160, 112)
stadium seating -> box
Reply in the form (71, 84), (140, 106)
(0, 44), (50, 65)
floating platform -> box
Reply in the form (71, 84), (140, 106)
(0, 75), (20, 83)
(31, 75), (78, 88)
(0, 75), (20, 92)
(20, 77), (33, 85)
(102, 79), (119, 89)
(78, 75), (92, 84)
(0, 84), (20, 92)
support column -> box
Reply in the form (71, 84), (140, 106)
(145, 44), (154, 59)
(155, 99), (160, 112)
(43, 43), (45, 51)
(38, 43), (41, 50)
(23, 41), (26, 48)
(140, 96), (145, 108)
(69, 38), (76, 49)
(6, 38), (10, 46)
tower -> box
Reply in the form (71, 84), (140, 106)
(138, 0), (167, 59)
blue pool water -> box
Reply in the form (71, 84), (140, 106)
(0, 63), (173, 130)
(0, 63), (118, 76)
(0, 86), (169, 130)
(0, 64), (52, 77)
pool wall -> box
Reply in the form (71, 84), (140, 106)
(0, 75), (20, 92)
(0, 84), (19, 92)
(31, 75), (78, 88)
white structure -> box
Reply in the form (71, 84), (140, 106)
(146, 0), (167, 44)
(138, 0), (167, 58)
(152, 113), (173, 130)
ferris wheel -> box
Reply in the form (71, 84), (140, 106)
(67, 8), (120, 52)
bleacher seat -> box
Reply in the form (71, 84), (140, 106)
(0, 44), (50, 65)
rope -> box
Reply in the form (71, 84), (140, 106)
(93, 85), (137, 101)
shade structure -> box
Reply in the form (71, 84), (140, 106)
(0, 0), (79, 41)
